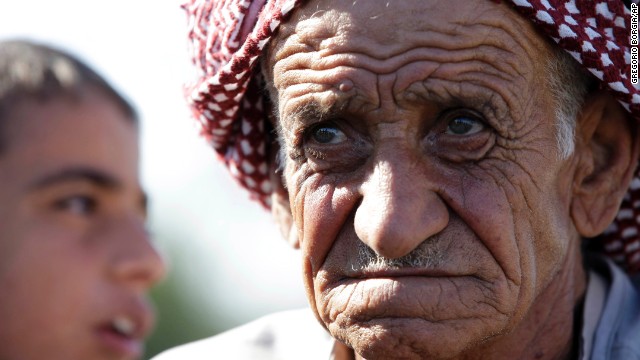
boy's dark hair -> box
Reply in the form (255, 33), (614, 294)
(0, 39), (138, 152)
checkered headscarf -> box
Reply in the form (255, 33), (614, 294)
(183, 0), (640, 272)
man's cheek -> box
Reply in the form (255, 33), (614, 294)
(447, 167), (531, 279)
(296, 180), (356, 273)
(292, 176), (356, 262)
(456, 164), (570, 301)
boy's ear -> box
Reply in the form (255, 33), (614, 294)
(268, 129), (299, 249)
(571, 92), (640, 237)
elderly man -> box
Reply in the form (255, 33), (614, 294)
(157, 0), (639, 359)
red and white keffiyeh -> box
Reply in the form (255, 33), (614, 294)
(182, 0), (640, 272)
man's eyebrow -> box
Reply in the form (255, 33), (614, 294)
(288, 97), (351, 124)
(290, 102), (333, 124)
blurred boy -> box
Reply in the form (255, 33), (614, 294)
(0, 40), (166, 360)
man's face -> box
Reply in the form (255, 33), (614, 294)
(267, 0), (585, 358)
(0, 91), (166, 360)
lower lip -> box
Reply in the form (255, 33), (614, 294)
(335, 274), (478, 292)
(352, 268), (464, 278)
(97, 328), (143, 359)
(365, 273), (448, 279)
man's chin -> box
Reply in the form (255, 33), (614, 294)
(328, 317), (499, 360)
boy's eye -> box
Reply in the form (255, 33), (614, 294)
(310, 124), (347, 144)
(55, 195), (97, 216)
(445, 116), (485, 135)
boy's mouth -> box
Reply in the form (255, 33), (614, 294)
(111, 316), (136, 337)
(96, 302), (154, 359)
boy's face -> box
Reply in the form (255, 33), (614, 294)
(0, 90), (166, 360)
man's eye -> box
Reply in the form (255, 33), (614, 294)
(445, 116), (485, 135)
(310, 125), (347, 144)
(55, 195), (97, 216)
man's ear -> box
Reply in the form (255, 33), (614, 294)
(571, 92), (640, 237)
(268, 134), (300, 249)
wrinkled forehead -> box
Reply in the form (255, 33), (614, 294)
(263, 0), (556, 108)
(264, 0), (558, 127)
(267, 0), (554, 86)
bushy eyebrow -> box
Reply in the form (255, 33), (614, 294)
(282, 95), (357, 129)
(287, 101), (339, 125)
(28, 166), (148, 215)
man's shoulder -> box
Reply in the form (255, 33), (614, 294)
(610, 265), (640, 359)
(590, 257), (640, 359)
(152, 308), (334, 360)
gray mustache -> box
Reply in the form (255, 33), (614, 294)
(352, 239), (445, 272)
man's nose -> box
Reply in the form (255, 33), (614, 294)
(108, 216), (167, 291)
(354, 155), (449, 259)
